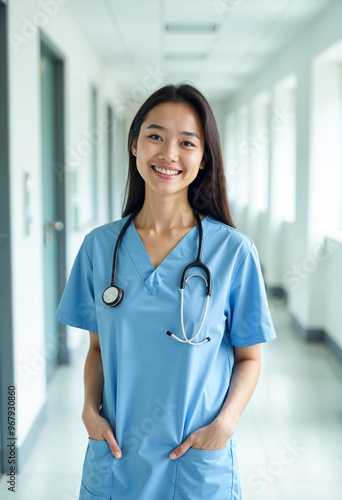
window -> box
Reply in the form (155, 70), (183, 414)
(251, 93), (270, 213)
(272, 75), (297, 223)
(311, 42), (342, 236)
(225, 112), (237, 204)
(235, 105), (250, 208)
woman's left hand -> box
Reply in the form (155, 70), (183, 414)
(169, 418), (236, 460)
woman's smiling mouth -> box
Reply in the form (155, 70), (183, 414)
(151, 165), (182, 177)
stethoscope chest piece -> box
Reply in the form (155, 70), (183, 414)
(102, 285), (124, 307)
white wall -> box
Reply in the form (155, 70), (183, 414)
(8, 0), (125, 450)
(223, 0), (342, 347)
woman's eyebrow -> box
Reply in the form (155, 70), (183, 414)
(146, 123), (200, 140)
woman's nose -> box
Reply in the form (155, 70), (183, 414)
(158, 140), (178, 162)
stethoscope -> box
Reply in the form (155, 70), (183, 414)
(102, 209), (212, 345)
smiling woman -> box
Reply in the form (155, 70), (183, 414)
(55, 83), (276, 500)
(123, 84), (235, 227)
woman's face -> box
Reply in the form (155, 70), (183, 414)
(132, 101), (205, 199)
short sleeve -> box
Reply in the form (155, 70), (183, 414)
(55, 235), (98, 333)
(227, 242), (276, 347)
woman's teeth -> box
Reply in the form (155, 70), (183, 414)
(152, 165), (181, 176)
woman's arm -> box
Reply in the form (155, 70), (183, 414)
(169, 344), (261, 458)
(81, 331), (122, 459)
(215, 344), (261, 428)
(82, 331), (104, 416)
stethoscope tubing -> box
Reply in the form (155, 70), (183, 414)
(103, 209), (212, 345)
(109, 209), (139, 286)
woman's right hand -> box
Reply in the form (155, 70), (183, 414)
(82, 408), (122, 459)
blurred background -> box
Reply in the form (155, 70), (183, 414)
(0, 0), (342, 499)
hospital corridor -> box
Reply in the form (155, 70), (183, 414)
(0, 1), (342, 499)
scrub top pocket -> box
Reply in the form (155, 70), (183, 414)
(174, 441), (233, 500)
(79, 438), (114, 499)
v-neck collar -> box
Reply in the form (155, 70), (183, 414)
(122, 215), (211, 295)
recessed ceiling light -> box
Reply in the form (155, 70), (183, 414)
(165, 23), (217, 33)
(164, 53), (207, 61)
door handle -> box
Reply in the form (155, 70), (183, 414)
(45, 220), (64, 231)
(44, 220), (64, 245)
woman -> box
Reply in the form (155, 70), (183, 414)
(56, 83), (276, 499)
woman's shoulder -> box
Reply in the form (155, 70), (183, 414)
(205, 214), (254, 250)
(82, 216), (130, 246)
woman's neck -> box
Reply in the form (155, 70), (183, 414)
(134, 198), (197, 233)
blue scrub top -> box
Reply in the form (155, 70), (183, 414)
(56, 213), (276, 500)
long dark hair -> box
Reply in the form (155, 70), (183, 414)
(122, 83), (235, 228)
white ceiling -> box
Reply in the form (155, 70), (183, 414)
(68, 0), (336, 102)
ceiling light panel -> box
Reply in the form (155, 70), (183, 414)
(163, 33), (216, 53)
(164, 53), (207, 61)
(165, 23), (217, 33)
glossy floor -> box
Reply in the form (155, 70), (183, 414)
(0, 300), (341, 499)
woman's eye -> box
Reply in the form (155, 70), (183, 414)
(148, 135), (194, 147)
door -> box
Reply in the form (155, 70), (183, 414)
(40, 39), (67, 381)
(0, 0), (14, 476)
(107, 104), (114, 221)
(91, 86), (98, 221)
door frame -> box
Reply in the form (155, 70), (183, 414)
(40, 32), (68, 369)
(0, 0), (13, 476)
(107, 104), (114, 221)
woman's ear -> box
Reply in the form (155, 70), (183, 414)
(131, 141), (137, 157)
(199, 152), (207, 170)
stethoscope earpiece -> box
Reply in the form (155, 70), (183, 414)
(102, 285), (124, 307)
